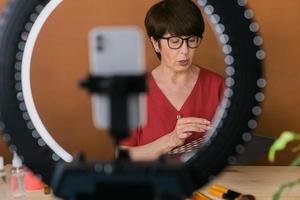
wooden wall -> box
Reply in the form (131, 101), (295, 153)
(0, 0), (299, 165)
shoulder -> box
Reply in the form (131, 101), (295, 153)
(146, 71), (156, 87)
(196, 66), (225, 98)
(197, 66), (224, 84)
(199, 66), (224, 79)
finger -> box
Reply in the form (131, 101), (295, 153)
(178, 117), (211, 125)
(195, 124), (213, 131)
(178, 123), (211, 131)
(178, 123), (211, 132)
(178, 125), (204, 133)
(176, 121), (208, 129)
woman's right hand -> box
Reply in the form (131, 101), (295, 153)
(169, 117), (211, 148)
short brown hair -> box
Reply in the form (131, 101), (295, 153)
(145, 0), (205, 58)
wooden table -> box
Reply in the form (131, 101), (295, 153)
(200, 166), (300, 200)
(1, 166), (299, 200)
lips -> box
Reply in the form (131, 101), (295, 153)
(178, 59), (189, 66)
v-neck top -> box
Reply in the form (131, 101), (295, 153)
(121, 66), (224, 146)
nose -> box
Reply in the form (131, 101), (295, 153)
(179, 40), (189, 54)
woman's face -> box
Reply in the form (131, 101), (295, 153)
(151, 33), (199, 73)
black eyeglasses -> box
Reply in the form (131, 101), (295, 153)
(160, 35), (202, 49)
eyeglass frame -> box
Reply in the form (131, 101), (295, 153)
(159, 35), (202, 50)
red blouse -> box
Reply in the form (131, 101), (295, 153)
(121, 67), (224, 146)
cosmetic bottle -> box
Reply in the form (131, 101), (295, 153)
(0, 156), (9, 199)
(11, 152), (26, 198)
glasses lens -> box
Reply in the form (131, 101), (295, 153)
(168, 37), (182, 49)
(188, 36), (200, 48)
(165, 36), (201, 49)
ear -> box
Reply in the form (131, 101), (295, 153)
(150, 37), (160, 53)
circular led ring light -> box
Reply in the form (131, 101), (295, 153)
(0, 0), (265, 193)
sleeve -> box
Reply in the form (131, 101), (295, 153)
(119, 127), (141, 146)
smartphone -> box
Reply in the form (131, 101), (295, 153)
(88, 26), (146, 130)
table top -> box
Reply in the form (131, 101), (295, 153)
(201, 166), (300, 200)
(0, 165), (60, 200)
(1, 165), (300, 200)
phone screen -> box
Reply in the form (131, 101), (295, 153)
(88, 26), (146, 130)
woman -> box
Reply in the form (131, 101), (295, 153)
(121, 0), (224, 161)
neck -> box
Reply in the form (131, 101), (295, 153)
(156, 64), (196, 86)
